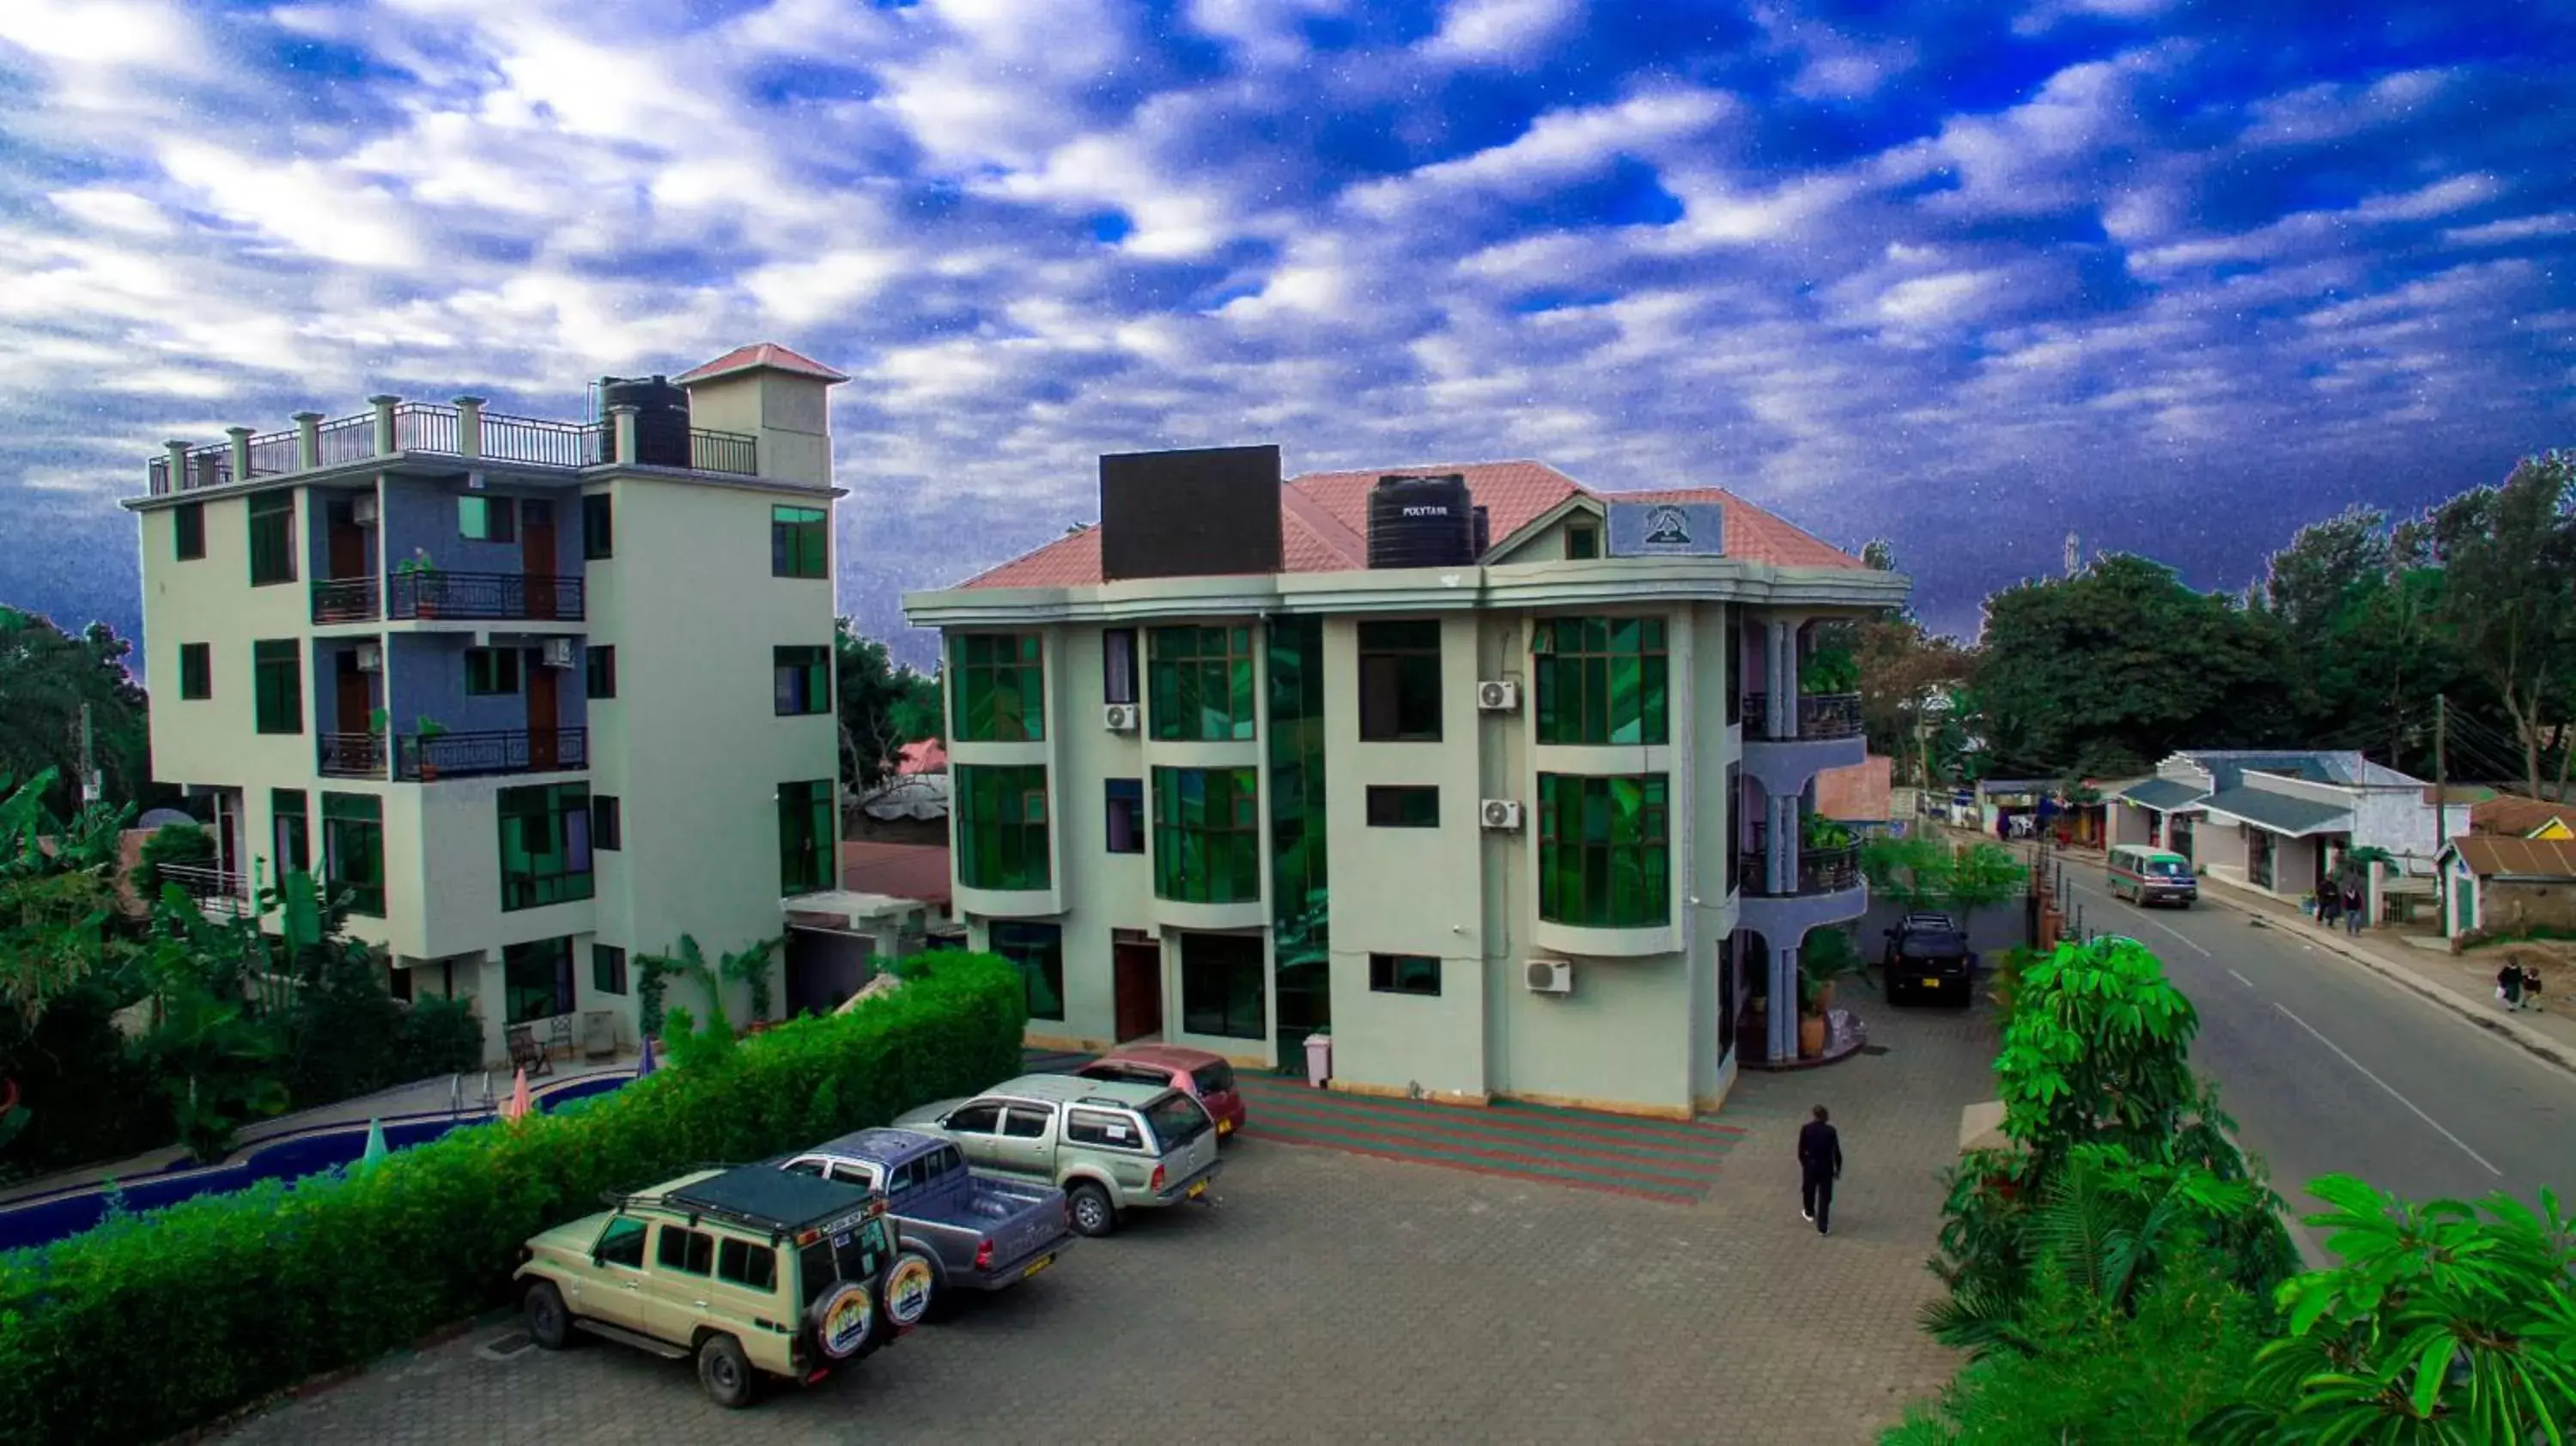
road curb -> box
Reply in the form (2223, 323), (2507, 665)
(2190, 884), (2576, 1081)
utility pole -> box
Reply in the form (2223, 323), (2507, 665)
(78, 702), (100, 805)
(2434, 694), (2450, 920)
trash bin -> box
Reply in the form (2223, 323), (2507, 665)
(1303, 1031), (1333, 1088)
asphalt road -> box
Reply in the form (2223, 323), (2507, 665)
(2049, 867), (2576, 1228)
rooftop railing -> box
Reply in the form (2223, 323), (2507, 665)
(146, 398), (756, 495)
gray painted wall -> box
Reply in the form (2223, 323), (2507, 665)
(381, 474), (584, 578)
(388, 633), (590, 735)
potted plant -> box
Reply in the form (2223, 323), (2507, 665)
(395, 549), (440, 617)
(414, 715), (449, 780)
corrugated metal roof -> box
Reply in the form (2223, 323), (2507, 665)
(2119, 777), (2208, 812)
(2470, 795), (2576, 838)
(2196, 786), (2352, 837)
(2448, 834), (2576, 878)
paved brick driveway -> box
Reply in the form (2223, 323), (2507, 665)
(219, 1000), (1993, 1445)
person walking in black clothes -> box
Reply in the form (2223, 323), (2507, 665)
(1799, 1104), (1844, 1236)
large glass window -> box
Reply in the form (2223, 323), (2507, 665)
(776, 778), (835, 895)
(1266, 617), (1329, 1057)
(774, 645), (830, 715)
(1152, 767), (1261, 903)
(179, 642), (212, 701)
(248, 491), (295, 586)
(950, 634), (1045, 743)
(991, 920), (1065, 1021)
(174, 501), (205, 561)
(1104, 778), (1144, 854)
(1148, 625), (1255, 741)
(1357, 620), (1442, 742)
(771, 505), (828, 578)
(498, 782), (594, 911)
(956, 765), (1050, 890)
(1536, 773), (1671, 928)
(272, 788), (309, 877)
(1532, 617), (1668, 746)
(502, 936), (574, 1024)
(252, 640), (302, 734)
(321, 792), (385, 916)
(1181, 933), (1265, 1040)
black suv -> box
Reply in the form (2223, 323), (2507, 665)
(1883, 912), (1978, 1007)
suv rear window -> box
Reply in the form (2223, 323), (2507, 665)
(1191, 1061), (1236, 1096)
(2145, 858), (2187, 877)
(1905, 930), (1968, 957)
(798, 1214), (893, 1309)
(1140, 1091), (1211, 1152)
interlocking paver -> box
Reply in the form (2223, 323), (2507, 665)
(217, 998), (1991, 1445)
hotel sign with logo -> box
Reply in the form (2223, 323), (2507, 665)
(1605, 501), (1726, 558)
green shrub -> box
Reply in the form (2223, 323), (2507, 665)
(131, 823), (214, 897)
(0, 951), (1027, 1446)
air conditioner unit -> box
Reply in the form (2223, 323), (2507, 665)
(541, 638), (575, 670)
(1480, 799), (1523, 830)
(1103, 703), (1139, 732)
(355, 642), (382, 672)
(1524, 959), (1572, 994)
(350, 496), (379, 527)
(1476, 679), (1521, 712)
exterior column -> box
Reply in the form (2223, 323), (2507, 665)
(610, 404), (640, 465)
(163, 440), (190, 491)
(293, 410), (324, 470)
(1771, 792), (1798, 894)
(453, 396), (485, 459)
(1767, 941), (1799, 1062)
(475, 953), (508, 1067)
(369, 394), (401, 456)
(226, 426), (253, 483)
(1769, 621), (1796, 738)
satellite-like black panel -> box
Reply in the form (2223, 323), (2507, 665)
(1099, 445), (1284, 582)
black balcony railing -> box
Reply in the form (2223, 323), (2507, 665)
(316, 414), (375, 465)
(481, 410), (598, 468)
(148, 399), (763, 493)
(386, 570), (585, 622)
(391, 402), (460, 454)
(311, 576), (381, 623)
(158, 862), (254, 916)
(319, 732), (387, 779)
(395, 726), (587, 781)
(1741, 690), (1866, 742)
(1737, 842), (1862, 897)
(690, 428), (757, 474)
(246, 428), (299, 477)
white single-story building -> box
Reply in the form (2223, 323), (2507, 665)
(2109, 750), (2440, 917)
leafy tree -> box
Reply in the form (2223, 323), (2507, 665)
(835, 618), (942, 793)
(1974, 554), (2301, 778)
(641, 933), (784, 1067)
(2409, 453), (2576, 799)
(0, 769), (136, 1032)
(0, 607), (162, 816)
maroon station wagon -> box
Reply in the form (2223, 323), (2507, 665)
(1077, 1045), (1247, 1141)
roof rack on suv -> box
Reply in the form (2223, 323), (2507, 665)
(601, 1165), (884, 1244)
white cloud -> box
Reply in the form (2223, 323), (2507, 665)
(0, 0), (196, 66)
(743, 250), (907, 328)
(1419, 0), (1580, 64)
(46, 189), (173, 236)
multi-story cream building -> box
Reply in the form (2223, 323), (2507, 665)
(903, 448), (1909, 1118)
(123, 343), (849, 1065)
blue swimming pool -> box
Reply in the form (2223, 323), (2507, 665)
(0, 1072), (632, 1255)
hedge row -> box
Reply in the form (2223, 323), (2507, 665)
(0, 951), (1027, 1446)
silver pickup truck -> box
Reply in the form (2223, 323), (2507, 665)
(780, 1127), (1072, 1327)
(897, 1074), (1222, 1238)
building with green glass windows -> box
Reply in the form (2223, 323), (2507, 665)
(123, 343), (850, 1066)
(906, 452), (1907, 1120)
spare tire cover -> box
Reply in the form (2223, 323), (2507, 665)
(813, 1280), (873, 1360)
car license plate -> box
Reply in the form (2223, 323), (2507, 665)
(1022, 1255), (1053, 1279)
(1187, 1180), (1206, 1200)
(1218, 1119), (1233, 1135)
(1922, 978), (1941, 989)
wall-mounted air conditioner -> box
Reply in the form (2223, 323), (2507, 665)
(355, 642), (383, 672)
(1480, 799), (1522, 830)
(541, 638), (576, 670)
(351, 496), (379, 527)
(1476, 679), (1520, 712)
(1103, 703), (1139, 732)
(1525, 959), (1572, 994)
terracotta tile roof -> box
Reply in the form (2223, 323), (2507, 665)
(2469, 794), (2576, 838)
(954, 459), (1867, 588)
(2448, 834), (2576, 878)
(677, 343), (850, 386)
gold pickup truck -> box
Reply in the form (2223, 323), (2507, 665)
(515, 1165), (902, 1407)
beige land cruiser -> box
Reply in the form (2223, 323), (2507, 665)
(514, 1164), (902, 1407)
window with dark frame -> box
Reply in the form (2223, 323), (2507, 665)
(1147, 625), (1256, 741)
(1357, 619), (1443, 742)
(1532, 616), (1669, 746)
(1151, 767), (1261, 903)
(272, 788), (310, 876)
(1724, 619), (1742, 726)
(252, 640), (302, 734)
(956, 765), (1050, 890)
(1364, 785), (1439, 828)
(592, 943), (629, 996)
(1104, 777), (1145, 854)
(465, 647), (523, 696)
(1179, 933), (1265, 1040)
(179, 642), (212, 701)
(501, 935), (575, 1024)
(1369, 952), (1442, 996)
(247, 491), (296, 586)
(1535, 772), (1671, 928)
(497, 783), (593, 911)
(586, 644), (617, 699)
(773, 645), (831, 715)
(950, 634), (1045, 742)
(581, 493), (613, 560)
(1566, 524), (1600, 560)
(990, 920), (1065, 1021)
(459, 494), (517, 542)
(174, 501), (205, 561)
(771, 505), (829, 578)
(776, 778), (835, 895)
(592, 794), (623, 851)
(655, 1224), (714, 1276)
(322, 792), (385, 915)
(1103, 628), (1139, 705)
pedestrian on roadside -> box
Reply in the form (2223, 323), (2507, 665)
(1798, 1104), (1844, 1236)
(2344, 879), (2365, 935)
(2317, 885), (2340, 930)
(2498, 961), (2528, 1012)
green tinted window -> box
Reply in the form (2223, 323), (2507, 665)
(991, 920), (1065, 1020)
(1152, 767), (1261, 903)
(771, 506), (828, 578)
(950, 633), (1045, 742)
(956, 765), (1051, 891)
(1532, 617), (1668, 746)
(1148, 625), (1255, 741)
(1535, 773), (1670, 927)
(498, 783), (593, 911)
(248, 491), (295, 586)
(774, 646), (830, 715)
(776, 779), (835, 895)
(253, 640), (302, 734)
(321, 792), (385, 916)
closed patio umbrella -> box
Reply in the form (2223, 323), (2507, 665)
(358, 1118), (389, 1170)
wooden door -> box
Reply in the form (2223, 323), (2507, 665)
(326, 499), (365, 579)
(1113, 940), (1163, 1042)
(526, 655), (560, 769)
(335, 651), (373, 737)
(520, 500), (556, 620)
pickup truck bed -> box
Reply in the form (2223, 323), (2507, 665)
(781, 1127), (1072, 1324)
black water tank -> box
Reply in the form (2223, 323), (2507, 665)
(1473, 505), (1490, 559)
(1367, 474), (1477, 568)
(598, 374), (690, 466)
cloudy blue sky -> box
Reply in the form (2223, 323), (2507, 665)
(3, 0), (2571, 665)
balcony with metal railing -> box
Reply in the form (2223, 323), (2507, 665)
(318, 732), (388, 780)
(1735, 818), (1868, 937)
(394, 727), (588, 781)
(144, 396), (758, 495)
(157, 862), (255, 918)
(311, 577), (382, 624)
(1741, 691), (1866, 743)
(386, 570), (585, 623)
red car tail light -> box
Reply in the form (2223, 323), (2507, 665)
(1150, 1163), (1166, 1193)
(974, 1238), (995, 1271)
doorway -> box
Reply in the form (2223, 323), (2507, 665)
(335, 648), (373, 737)
(1112, 932), (1163, 1042)
(526, 653), (559, 770)
(520, 499), (557, 620)
(325, 497), (367, 580)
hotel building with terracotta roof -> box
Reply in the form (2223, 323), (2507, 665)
(903, 447), (1909, 1117)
